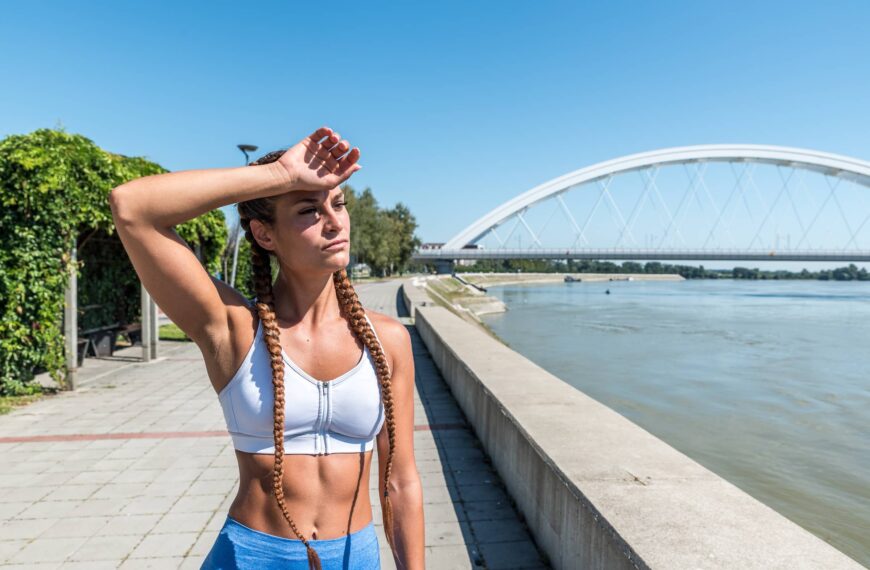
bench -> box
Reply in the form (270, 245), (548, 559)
(117, 323), (142, 346)
(79, 322), (122, 358)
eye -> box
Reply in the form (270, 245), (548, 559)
(334, 201), (347, 209)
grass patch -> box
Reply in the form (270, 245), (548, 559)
(159, 323), (192, 342)
(0, 392), (49, 415)
(422, 279), (511, 347)
(426, 277), (470, 303)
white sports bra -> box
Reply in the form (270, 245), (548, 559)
(217, 308), (386, 455)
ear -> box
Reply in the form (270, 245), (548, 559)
(250, 218), (277, 252)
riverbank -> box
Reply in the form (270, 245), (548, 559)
(421, 273), (685, 325)
(459, 271), (685, 288)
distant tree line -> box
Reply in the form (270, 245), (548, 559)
(343, 184), (421, 277)
(730, 264), (869, 281)
(455, 259), (870, 281)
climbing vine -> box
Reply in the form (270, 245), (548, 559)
(0, 129), (227, 394)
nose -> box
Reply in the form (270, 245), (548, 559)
(323, 205), (344, 233)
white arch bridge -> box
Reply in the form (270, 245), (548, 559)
(413, 144), (870, 268)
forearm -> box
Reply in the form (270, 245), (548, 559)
(382, 479), (425, 570)
(110, 161), (291, 228)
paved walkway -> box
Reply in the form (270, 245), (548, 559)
(0, 278), (548, 569)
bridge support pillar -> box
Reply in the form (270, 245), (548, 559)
(434, 260), (455, 274)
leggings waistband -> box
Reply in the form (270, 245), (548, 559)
(224, 515), (377, 552)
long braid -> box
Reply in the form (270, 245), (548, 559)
(237, 148), (398, 566)
(244, 229), (322, 570)
(332, 268), (398, 550)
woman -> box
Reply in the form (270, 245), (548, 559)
(109, 127), (425, 569)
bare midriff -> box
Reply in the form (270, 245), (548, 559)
(226, 448), (376, 541)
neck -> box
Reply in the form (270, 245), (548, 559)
(270, 267), (341, 328)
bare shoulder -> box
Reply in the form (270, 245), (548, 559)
(365, 310), (412, 367)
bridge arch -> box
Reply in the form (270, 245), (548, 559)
(441, 144), (870, 252)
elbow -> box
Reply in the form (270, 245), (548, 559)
(108, 185), (137, 227)
(385, 472), (423, 496)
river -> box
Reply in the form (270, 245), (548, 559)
(478, 278), (870, 566)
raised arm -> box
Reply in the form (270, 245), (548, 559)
(108, 126), (361, 349)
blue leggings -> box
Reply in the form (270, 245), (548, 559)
(200, 515), (381, 570)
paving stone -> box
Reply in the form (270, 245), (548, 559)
(185, 478), (236, 496)
(129, 531), (198, 558)
(63, 561), (124, 569)
(0, 539), (27, 563)
(425, 520), (473, 547)
(140, 481), (191, 498)
(120, 556), (185, 568)
(452, 468), (499, 486)
(0, 561), (60, 569)
(168, 494), (225, 514)
(471, 518), (533, 544)
(0, 518), (56, 540)
(0, 503), (30, 519)
(424, 501), (468, 523)
(464, 500), (519, 522)
(91, 482), (145, 500)
(68, 533), (143, 561)
(179, 556), (208, 569)
(66, 497), (126, 518)
(39, 515), (110, 538)
(150, 511), (214, 534)
(112, 469), (165, 484)
(42, 484), (101, 501)
(0, 486), (50, 504)
(459, 483), (511, 503)
(121, 495), (178, 516)
(190, 529), (220, 556)
(101, 514), (161, 536)
(8, 536), (88, 563)
(426, 544), (486, 569)
(479, 539), (547, 569)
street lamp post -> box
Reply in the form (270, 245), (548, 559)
(230, 144), (258, 287)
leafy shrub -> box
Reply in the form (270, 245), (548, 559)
(0, 129), (226, 393)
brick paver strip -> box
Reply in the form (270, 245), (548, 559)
(0, 423), (467, 444)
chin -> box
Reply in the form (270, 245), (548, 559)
(324, 253), (351, 271)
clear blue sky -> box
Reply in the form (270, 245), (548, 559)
(3, 0), (869, 260)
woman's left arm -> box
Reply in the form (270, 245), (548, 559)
(376, 317), (425, 570)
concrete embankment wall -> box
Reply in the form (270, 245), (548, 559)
(401, 281), (862, 570)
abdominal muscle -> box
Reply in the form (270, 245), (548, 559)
(227, 448), (376, 541)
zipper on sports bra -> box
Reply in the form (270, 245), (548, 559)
(323, 381), (330, 455)
(316, 381), (330, 456)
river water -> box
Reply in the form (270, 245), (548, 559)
(479, 279), (869, 566)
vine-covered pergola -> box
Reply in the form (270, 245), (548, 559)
(0, 129), (227, 393)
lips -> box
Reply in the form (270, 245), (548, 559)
(323, 239), (348, 250)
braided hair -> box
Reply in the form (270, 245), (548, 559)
(237, 151), (397, 569)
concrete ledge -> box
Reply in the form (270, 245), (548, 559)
(404, 284), (861, 569)
(401, 276), (435, 319)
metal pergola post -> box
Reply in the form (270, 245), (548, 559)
(150, 292), (159, 360)
(141, 283), (152, 363)
(63, 244), (77, 390)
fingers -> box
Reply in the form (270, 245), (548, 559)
(307, 126), (333, 144)
(329, 139), (350, 159)
(336, 147), (360, 174)
(301, 126), (361, 180)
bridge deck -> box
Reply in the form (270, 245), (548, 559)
(0, 278), (548, 569)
